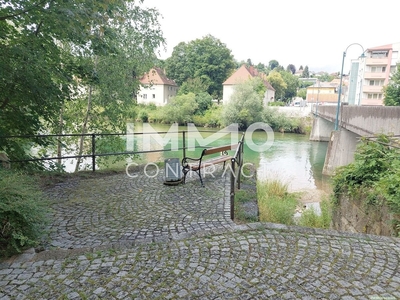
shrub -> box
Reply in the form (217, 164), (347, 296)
(262, 107), (307, 133)
(0, 170), (49, 257)
(257, 179), (298, 225)
(297, 198), (332, 229)
(332, 134), (400, 235)
(192, 104), (222, 127)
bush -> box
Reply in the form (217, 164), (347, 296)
(262, 107), (307, 133)
(0, 170), (49, 257)
(268, 101), (285, 107)
(297, 198), (332, 229)
(257, 179), (298, 225)
(332, 135), (400, 235)
(192, 104), (222, 127)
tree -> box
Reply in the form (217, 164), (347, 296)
(297, 88), (307, 99)
(268, 60), (280, 70)
(178, 78), (210, 96)
(266, 71), (287, 100)
(286, 64), (296, 74)
(317, 72), (335, 82)
(221, 78), (263, 130)
(301, 66), (310, 78)
(0, 0), (165, 167)
(383, 64), (400, 106)
(255, 63), (267, 73)
(165, 35), (235, 99)
(280, 71), (299, 100)
(194, 92), (213, 115)
(161, 93), (198, 125)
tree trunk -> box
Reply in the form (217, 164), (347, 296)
(57, 104), (64, 166)
(74, 85), (92, 172)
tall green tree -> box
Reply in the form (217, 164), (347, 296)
(266, 71), (287, 101)
(268, 60), (280, 70)
(286, 64), (296, 74)
(383, 64), (400, 106)
(222, 78), (263, 130)
(177, 78), (210, 96)
(301, 66), (310, 78)
(280, 71), (299, 100)
(0, 0), (165, 167)
(165, 35), (236, 99)
(161, 93), (198, 125)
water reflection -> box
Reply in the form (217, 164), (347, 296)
(255, 132), (331, 194)
(61, 123), (332, 198)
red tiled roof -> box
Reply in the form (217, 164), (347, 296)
(140, 67), (177, 86)
(367, 44), (392, 51)
(223, 64), (275, 91)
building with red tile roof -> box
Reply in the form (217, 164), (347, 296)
(222, 65), (275, 105)
(137, 67), (178, 106)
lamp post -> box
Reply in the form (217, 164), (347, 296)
(334, 43), (365, 130)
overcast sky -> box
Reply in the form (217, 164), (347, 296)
(142, 0), (399, 73)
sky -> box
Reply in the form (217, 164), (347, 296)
(141, 0), (399, 74)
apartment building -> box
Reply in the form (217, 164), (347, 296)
(347, 42), (400, 105)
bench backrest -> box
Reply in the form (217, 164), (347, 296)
(203, 144), (238, 156)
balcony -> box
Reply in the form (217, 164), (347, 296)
(363, 85), (384, 93)
(365, 58), (389, 66)
(363, 72), (387, 79)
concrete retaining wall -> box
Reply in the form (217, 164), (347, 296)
(332, 194), (398, 237)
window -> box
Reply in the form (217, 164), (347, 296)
(369, 80), (384, 86)
(367, 93), (383, 99)
(143, 94), (147, 99)
(370, 66), (386, 73)
(371, 51), (388, 58)
(152, 94), (155, 99)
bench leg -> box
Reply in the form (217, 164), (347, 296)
(197, 170), (205, 187)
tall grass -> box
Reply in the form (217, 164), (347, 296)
(257, 179), (298, 225)
(297, 198), (332, 229)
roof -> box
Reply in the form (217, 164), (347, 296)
(309, 82), (338, 88)
(367, 44), (393, 51)
(139, 67), (177, 86)
(223, 64), (275, 91)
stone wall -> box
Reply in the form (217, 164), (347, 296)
(332, 194), (398, 237)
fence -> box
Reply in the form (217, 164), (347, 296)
(0, 130), (245, 219)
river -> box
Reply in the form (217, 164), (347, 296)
(64, 122), (332, 202)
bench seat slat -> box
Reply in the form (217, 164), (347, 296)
(188, 155), (232, 171)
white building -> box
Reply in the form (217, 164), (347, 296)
(137, 67), (178, 106)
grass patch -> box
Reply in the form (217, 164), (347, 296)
(257, 179), (298, 225)
(297, 198), (332, 229)
(234, 163), (258, 224)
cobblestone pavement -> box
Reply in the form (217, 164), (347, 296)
(1, 169), (400, 299)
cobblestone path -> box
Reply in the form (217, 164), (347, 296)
(0, 170), (399, 299)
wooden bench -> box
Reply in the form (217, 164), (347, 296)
(181, 134), (244, 186)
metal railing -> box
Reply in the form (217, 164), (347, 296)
(1, 130), (245, 220)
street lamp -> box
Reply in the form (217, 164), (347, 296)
(334, 43), (365, 130)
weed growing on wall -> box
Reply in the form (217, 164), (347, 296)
(332, 134), (400, 235)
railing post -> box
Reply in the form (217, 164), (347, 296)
(237, 141), (242, 190)
(230, 158), (235, 220)
(182, 131), (186, 159)
(92, 134), (96, 172)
